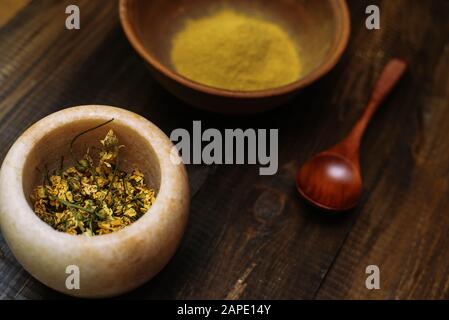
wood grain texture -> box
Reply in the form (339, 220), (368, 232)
(316, 0), (449, 299)
(0, 0), (448, 299)
(0, 0), (30, 27)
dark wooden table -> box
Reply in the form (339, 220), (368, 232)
(0, 0), (448, 300)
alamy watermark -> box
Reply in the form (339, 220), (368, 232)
(65, 265), (80, 290)
(65, 4), (380, 31)
(366, 5), (380, 30)
(65, 5), (80, 30)
(170, 121), (278, 175)
(365, 265), (380, 290)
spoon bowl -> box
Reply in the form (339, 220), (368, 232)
(296, 152), (362, 211)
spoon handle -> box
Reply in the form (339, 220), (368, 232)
(340, 59), (407, 154)
(365, 58), (407, 117)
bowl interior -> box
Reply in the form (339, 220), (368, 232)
(124, 0), (344, 90)
(22, 120), (161, 210)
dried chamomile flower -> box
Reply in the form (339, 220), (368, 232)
(31, 121), (156, 236)
(99, 129), (123, 169)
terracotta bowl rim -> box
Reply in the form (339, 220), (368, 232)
(119, 0), (351, 99)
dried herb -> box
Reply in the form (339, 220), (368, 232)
(31, 122), (156, 236)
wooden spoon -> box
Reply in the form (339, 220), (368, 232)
(296, 59), (407, 211)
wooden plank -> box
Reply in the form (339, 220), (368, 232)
(0, 0), (448, 300)
(316, 0), (449, 299)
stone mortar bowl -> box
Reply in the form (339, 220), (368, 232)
(0, 105), (189, 298)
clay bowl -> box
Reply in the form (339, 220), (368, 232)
(0, 105), (189, 298)
(119, 0), (350, 114)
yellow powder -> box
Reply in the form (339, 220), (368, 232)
(170, 9), (301, 91)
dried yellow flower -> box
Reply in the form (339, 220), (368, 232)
(31, 126), (156, 236)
